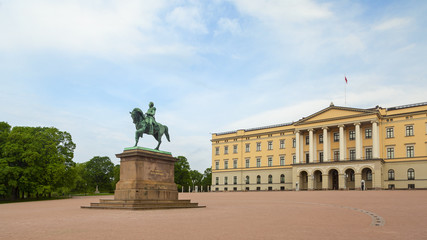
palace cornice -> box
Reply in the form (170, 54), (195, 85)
(384, 109), (427, 118)
(211, 128), (296, 142)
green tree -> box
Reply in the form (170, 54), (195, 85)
(84, 156), (114, 192)
(189, 170), (203, 190)
(174, 156), (191, 191)
(112, 164), (120, 189)
(72, 162), (89, 194)
(0, 122), (11, 198)
(0, 125), (76, 199)
(202, 167), (212, 189)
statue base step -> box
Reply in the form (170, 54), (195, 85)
(81, 199), (205, 210)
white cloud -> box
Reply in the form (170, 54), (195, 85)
(0, 0), (193, 59)
(215, 18), (241, 35)
(373, 17), (412, 31)
(231, 0), (332, 23)
(166, 6), (208, 34)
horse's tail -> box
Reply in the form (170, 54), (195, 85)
(165, 126), (170, 142)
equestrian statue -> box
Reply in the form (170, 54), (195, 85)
(130, 102), (170, 150)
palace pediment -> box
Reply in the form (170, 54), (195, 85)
(295, 105), (378, 126)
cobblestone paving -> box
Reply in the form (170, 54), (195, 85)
(1, 191), (426, 240)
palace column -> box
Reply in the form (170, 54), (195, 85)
(322, 127), (329, 162)
(339, 125), (345, 161)
(295, 131), (300, 163)
(322, 173), (329, 190)
(308, 174), (314, 190)
(355, 123), (362, 160)
(309, 129), (314, 163)
(355, 173), (362, 190)
(372, 121), (380, 158)
(339, 173), (346, 190)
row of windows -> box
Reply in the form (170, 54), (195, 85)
(215, 127), (377, 155)
(215, 174), (286, 185)
(302, 145), (414, 163)
(215, 140), (287, 155)
(214, 156), (286, 170)
(387, 168), (415, 180)
(215, 168), (417, 186)
(215, 124), (419, 155)
(385, 125), (415, 138)
(216, 144), (416, 169)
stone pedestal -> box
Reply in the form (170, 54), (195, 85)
(82, 147), (204, 210)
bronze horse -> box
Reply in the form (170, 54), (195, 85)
(130, 108), (170, 150)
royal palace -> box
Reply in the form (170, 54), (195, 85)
(211, 102), (427, 191)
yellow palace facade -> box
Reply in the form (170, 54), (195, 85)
(211, 102), (427, 191)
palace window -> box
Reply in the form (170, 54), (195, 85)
(292, 138), (296, 148)
(224, 146), (228, 154)
(408, 168), (415, 180)
(366, 169), (372, 181)
(406, 145), (415, 158)
(388, 169), (395, 180)
(268, 175), (273, 184)
(245, 158), (250, 168)
(256, 157), (261, 167)
(319, 152), (324, 162)
(233, 176), (237, 185)
(349, 130), (355, 140)
(280, 174), (285, 183)
(319, 134), (323, 144)
(333, 132), (339, 142)
(268, 157), (273, 167)
(268, 141), (273, 150)
(333, 151), (339, 161)
(349, 149), (356, 160)
(245, 143), (250, 152)
(215, 161), (219, 170)
(233, 145), (238, 154)
(305, 153), (309, 163)
(233, 159), (237, 169)
(215, 147), (219, 155)
(292, 155), (296, 164)
(387, 147), (394, 159)
(280, 155), (285, 166)
(406, 125), (414, 136)
(224, 160), (228, 169)
(306, 136), (309, 145)
(365, 148), (373, 159)
(386, 127), (394, 138)
(365, 128), (372, 139)
(245, 176), (250, 184)
(215, 177), (219, 185)
(256, 142), (261, 151)
(257, 175), (261, 184)
(224, 177), (228, 185)
(280, 139), (285, 149)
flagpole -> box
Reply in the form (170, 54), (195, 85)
(344, 75), (347, 106)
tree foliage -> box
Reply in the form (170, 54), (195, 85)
(174, 156), (212, 192)
(174, 156), (191, 191)
(83, 156), (115, 192)
(0, 123), (76, 199)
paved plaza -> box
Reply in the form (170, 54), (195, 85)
(1, 191), (427, 240)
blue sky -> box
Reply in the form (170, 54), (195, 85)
(1, 0), (426, 171)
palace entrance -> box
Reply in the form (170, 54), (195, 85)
(329, 169), (339, 190)
(299, 171), (308, 190)
(313, 170), (323, 190)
